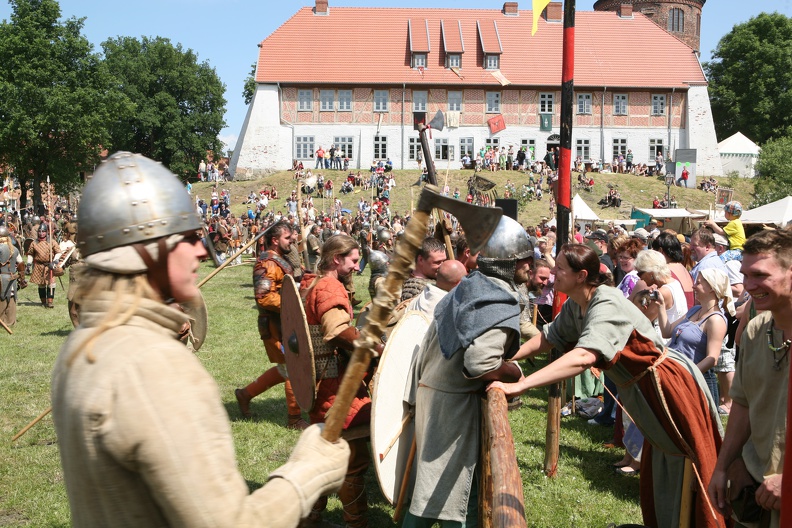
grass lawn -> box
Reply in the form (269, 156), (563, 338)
(2, 259), (659, 528)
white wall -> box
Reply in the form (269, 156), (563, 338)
(686, 85), (724, 177)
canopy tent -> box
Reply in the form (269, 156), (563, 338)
(636, 208), (708, 235)
(718, 132), (760, 178)
(547, 194), (601, 229)
(733, 196), (792, 227)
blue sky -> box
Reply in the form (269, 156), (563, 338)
(2, 0), (791, 153)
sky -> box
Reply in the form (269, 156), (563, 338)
(2, 0), (792, 153)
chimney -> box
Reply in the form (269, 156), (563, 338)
(314, 0), (329, 15)
(503, 2), (519, 16)
(544, 2), (563, 22)
(619, 3), (633, 17)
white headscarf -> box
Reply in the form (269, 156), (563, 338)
(699, 268), (736, 317)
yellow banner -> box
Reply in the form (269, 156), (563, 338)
(532, 0), (553, 35)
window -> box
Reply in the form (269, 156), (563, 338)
(413, 53), (427, 68)
(334, 136), (353, 159)
(435, 138), (454, 161)
(521, 139), (536, 159)
(649, 139), (664, 160)
(612, 138), (627, 159)
(296, 136), (314, 159)
(374, 135), (388, 159)
(298, 90), (313, 111)
(486, 91), (501, 113)
(485, 54), (500, 70)
(413, 90), (427, 112)
(338, 90), (352, 111)
(668, 8), (684, 32)
(448, 90), (462, 112)
(409, 137), (421, 160)
(374, 90), (389, 112)
(539, 93), (554, 114)
(320, 90), (335, 111)
(614, 94), (628, 115)
(459, 137), (474, 158)
(576, 139), (590, 161)
(485, 138), (500, 150)
(652, 94), (666, 115)
(696, 14), (701, 36)
(577, 93), (592, 114)
(447, 53), (461, 68)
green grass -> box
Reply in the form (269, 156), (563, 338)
(199, 167), (754, 230)
(2, 262), (656, 527)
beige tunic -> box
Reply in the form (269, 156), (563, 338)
(51, 294), (304, 527)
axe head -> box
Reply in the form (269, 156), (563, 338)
(428, 110), (445, 132)
(417, 185), (502, 255)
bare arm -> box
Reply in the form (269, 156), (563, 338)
(512, 331), (554, 361)
(652, 290), (684, 339)
(488, 347), (599, 398)
(708, 402), (752, 516)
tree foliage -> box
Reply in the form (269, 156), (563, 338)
(243, 62), (256, 105)
(704, 13), (792, 144)
(751, 135), (792, 207)
(101, 36), (227, 180)
(0, 0), (128, 207)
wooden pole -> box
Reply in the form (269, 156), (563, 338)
(484, 389), (528, 528)
(392, 435), (417, 523)
(0, 318), (13, 335)
(196, 231), (265, 289)
(11, 406), (51, 442)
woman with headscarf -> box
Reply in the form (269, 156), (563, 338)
(654, 267), (733, 406)
(489, 244), (725, 528)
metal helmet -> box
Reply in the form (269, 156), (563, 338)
(77, 152), (201, 257)
(377, 226), (392, 242)
(32, 215), (41, 226)
(478, 216), (533, 261)
(0, 226), (9, 238)
(368, 250), (390, 274)
(362, 221), (371, 231)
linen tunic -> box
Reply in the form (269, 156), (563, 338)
(52, 293), (305, 527)
(544, 285), (725, 528)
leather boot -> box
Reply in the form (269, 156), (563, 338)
(234, 388), (253, 418)
(284, 380), (309, 430)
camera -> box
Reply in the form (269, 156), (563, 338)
(649, 290), (660, 301)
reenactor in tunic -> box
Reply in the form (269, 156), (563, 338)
(26, 224), (61, 308)
(0, 225), (25, 326)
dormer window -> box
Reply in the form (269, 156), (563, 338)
(413, 53), (427, 69)
(446, 53), (461, 69)
(485, 54), (500, 70)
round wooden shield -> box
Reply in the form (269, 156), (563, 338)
(280, 274), (316, 412)
(202, 227), (221, 267)
(371, 310), (431, 505)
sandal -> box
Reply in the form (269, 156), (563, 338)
(615, 466), (640, 476)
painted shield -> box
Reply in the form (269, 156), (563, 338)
(371, 310), (431, 505)
(202, 227), (221, 267)
(23, 237), (34, 256)
(180, 290), (209, 351)
(280, 274), (316, 412)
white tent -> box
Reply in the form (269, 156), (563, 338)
(547, 194), (601, 229)
(718, 132), (760, 178)
(739, 196), (792, 227)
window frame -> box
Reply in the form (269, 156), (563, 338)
(413, 90), (428, 112)
(485, 138), (500, 150)
(486, 91), (501, 113)
(485, 54), (500, 70)
(333, 136), (354, 159)
(652, 94), (666, 116)
(459, 137), (474, 159)
(408, 137), (421, 160)
(435, 138), (454, 161)
(612, 138), (627, 159)
(448, 90), (463, 112)
(539, 92), (554, 114)
(320, 89), (335, 112)
(649, 139), (665, 160)
(337, 90), (352, 112)
(576, 139), (591, 161)
(614, 94), (628, 115)
(374, 90), (389, 113)
(577, 93), (592, 115)
(374, 135), (388, 160)
(447, 53), (461, 69)
(668, 8), (684, 32)
(298, 89), (313, 112)
(413, 53), (427, 69)
(295, 136), (315, 160)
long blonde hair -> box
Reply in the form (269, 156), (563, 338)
(67, 266), (160, 366)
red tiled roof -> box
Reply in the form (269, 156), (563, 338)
(441, 20), (465, 53)
(256, 7), (705, 89)
(409, 19), (431, 52)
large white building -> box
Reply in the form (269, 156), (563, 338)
(231, 1), (723, 179)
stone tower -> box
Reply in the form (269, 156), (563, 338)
(593, 0), (705, 53)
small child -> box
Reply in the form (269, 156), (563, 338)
(706, 200), (745, 262)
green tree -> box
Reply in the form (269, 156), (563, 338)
(704, 12), (792, 143)
(101, 36), (227, 179)
(751, 135), (792, 207)
(0, 0), (128, 209)
(243, 62), (256, 105)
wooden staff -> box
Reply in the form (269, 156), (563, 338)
(0, 318), (13, 335)
(392, 435), (416, 523)
(11, 406), (51, 442)
(196, 230), (266, 289)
